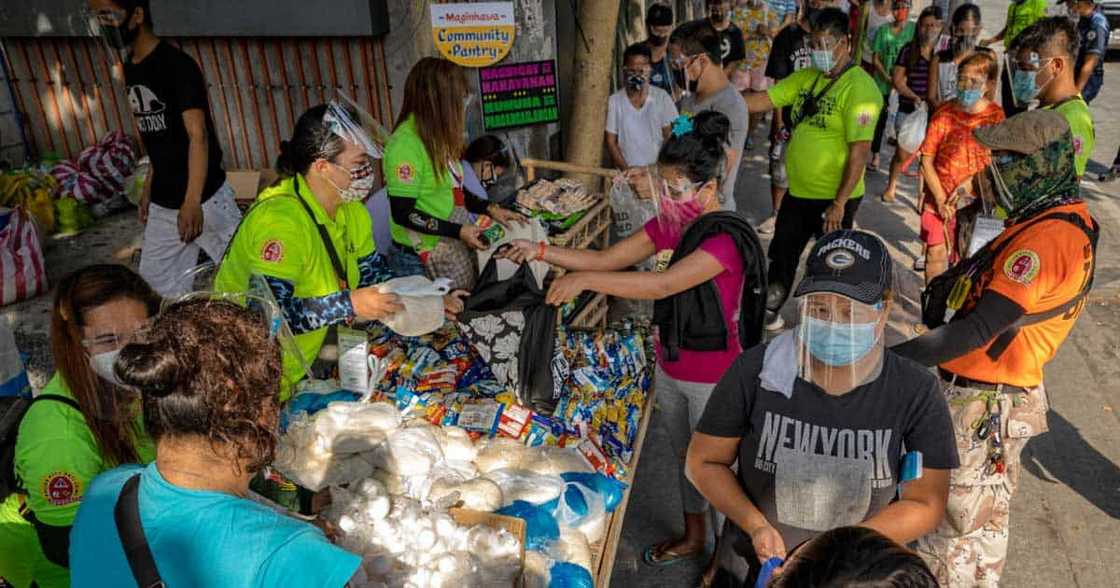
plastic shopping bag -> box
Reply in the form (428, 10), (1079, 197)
(897, 103), (929, 154)
(0, 319), (31, 398)
(0, 208), (47, 306)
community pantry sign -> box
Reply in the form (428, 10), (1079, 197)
(430, 2), (516, 67)
(479, 60), (559, 131)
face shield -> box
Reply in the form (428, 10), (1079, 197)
(625, 164), (719, 231)
(796, 293), (887, 391)
(84, 5), (138, 68)
(169, 263), (313, 395)
(324, 93), (389, 160)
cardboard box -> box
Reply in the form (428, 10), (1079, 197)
(449, 507), (527, 581)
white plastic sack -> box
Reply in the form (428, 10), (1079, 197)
(0, 318), (30, 397)
(428, 477), (504, 512)
(474, 437), (529, 473)
(484, 469), (566, 506)
(897, 102), (929, 154)
(524, 446), (594, 476)
(554, 481), (607, 544)
(609, 176), (657, 246)
(377, 276), (451, 337)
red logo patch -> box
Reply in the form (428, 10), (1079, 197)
(1073, 136), (1083, 155)
(261, 239), (284, 263)
(42, 472), (79, 506)
(396, 163), (414, 183)
(858, 112), (871, 127)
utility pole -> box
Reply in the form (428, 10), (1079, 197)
(563, 0), (622, 185)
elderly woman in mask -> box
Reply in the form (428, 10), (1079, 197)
(686, 229), (957, 584)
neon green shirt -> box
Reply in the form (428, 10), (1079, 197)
(0, 373), (154, 588)
(214, 174), (376, 398)
(768, 66), (884, 200)
(1006, 0), (1048, 48)
(1045, 97), (1095, 177)
(871, 22), (916, 95)
(382, 115), (461, 252)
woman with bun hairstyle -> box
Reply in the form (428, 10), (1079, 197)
(215, 103), (465, 398)
(69, 299), (362, 586)
(0, 265), (159, 588)
(501, 111), (766, 572)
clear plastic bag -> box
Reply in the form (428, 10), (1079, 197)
(897, 102), (929, 154)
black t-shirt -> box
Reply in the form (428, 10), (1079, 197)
(719, 22), (748, 66)
(123, 41), (226, 209)
(697, 343), (958, 550)
(766, 25), (811, 126)
(649, 52), (675, 94)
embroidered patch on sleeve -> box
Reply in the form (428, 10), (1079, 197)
(1003, 250), (1041, 284)
(858, 111), (872, 127)
(397, 163), (415, 184)
(261, 239), (284, 263)
(42, 472), (80, 506)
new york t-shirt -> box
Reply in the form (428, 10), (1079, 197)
(123, 41), (226, 209)
(697, 343), (958, 550)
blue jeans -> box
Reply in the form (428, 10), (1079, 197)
(1083, 74), (1103, 104)
(388, 245), (426, 278)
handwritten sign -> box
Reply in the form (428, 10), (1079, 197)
(430, 2), (515, 67)
(479, 60), (559, 131)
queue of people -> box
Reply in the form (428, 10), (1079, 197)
(0, 1), (1108, 587)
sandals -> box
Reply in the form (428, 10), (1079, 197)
(643, 541), (702, 567)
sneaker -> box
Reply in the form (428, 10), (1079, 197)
(756, 215), (777, 235)
(745, 135), (755, 151)
(765, 311), (785, 332)
(913, 257), (927, 271)
(1099, 165), (1120, 183)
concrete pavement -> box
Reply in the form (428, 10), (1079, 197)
(611, 5), (1120, 585)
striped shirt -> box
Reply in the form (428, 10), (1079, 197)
(896, 44), (931, 113)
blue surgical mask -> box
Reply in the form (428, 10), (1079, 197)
(811, 49), (834, 73)
(1011, 68), (1041, 104)
(957, 87), (983, 109)
(802, 316), (879, 367)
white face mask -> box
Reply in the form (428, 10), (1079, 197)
(89, 349), (122, 386)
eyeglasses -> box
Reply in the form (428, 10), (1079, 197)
(670, 54), (701, 69)
(956, 76), (987, 90)
(81, 328), (141, 354)
(809, 38), (843, 52)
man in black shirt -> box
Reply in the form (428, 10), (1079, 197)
(645, 3), (677, 97)
(687, 230), (956, 583)
(759, 0), (835, 235)
(89, 0), (240, 297)
(707, 0), (748, 75)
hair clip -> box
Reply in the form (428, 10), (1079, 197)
(671, 115), (694, 138)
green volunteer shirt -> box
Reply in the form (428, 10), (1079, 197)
(382, 115), (461, 252)
(214, 174), (376, 398)
(0, 373), (154, 588)
(768, 66), (884, 200)
(871, 22), (916, 95)
(1006, 0), (1048, 48)
(1045, 97), (1095, 177)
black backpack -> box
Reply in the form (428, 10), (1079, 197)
(922, 211), (1099, 357)
(0, 394), (81, 502)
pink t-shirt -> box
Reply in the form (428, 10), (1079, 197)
(644, 219), (746, 384)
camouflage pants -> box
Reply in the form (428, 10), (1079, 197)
(915, 381), (1049, 587)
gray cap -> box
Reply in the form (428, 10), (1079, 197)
(973, 109), (1071, 155)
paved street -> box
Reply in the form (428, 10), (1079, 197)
(613, 3), (1120, 586)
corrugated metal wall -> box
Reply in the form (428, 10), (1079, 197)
(0, 36), (394, 170)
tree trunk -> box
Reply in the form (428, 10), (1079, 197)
(563, 0), (623, 188)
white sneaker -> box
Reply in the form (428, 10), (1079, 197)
(765, 311), (785, 332)
(756, 215), (777, 235)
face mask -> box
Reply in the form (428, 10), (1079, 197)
(893, 9), (910, 22)
(1011, 67), (1042, 104)
(956, 87), (983, 109)
(626, 72), (648, 92)
(709, 8), (730, 25)
(89, 349), (122, 386)
(811, 49), (835, 73)
(659, 196), (707, 227)
(802, 316), (880, 366)
(953, 35), (978, 53)
(100, 16), (139, 50)
(920, 30), (937, 45)
(330, 162), (376, 202)
(480, 163), (498, 188)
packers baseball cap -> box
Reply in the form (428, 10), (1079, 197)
(973, 110), (1071, 155)
(794, 230), (893, 305)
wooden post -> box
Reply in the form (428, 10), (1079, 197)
(563, 0), (622, 187)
